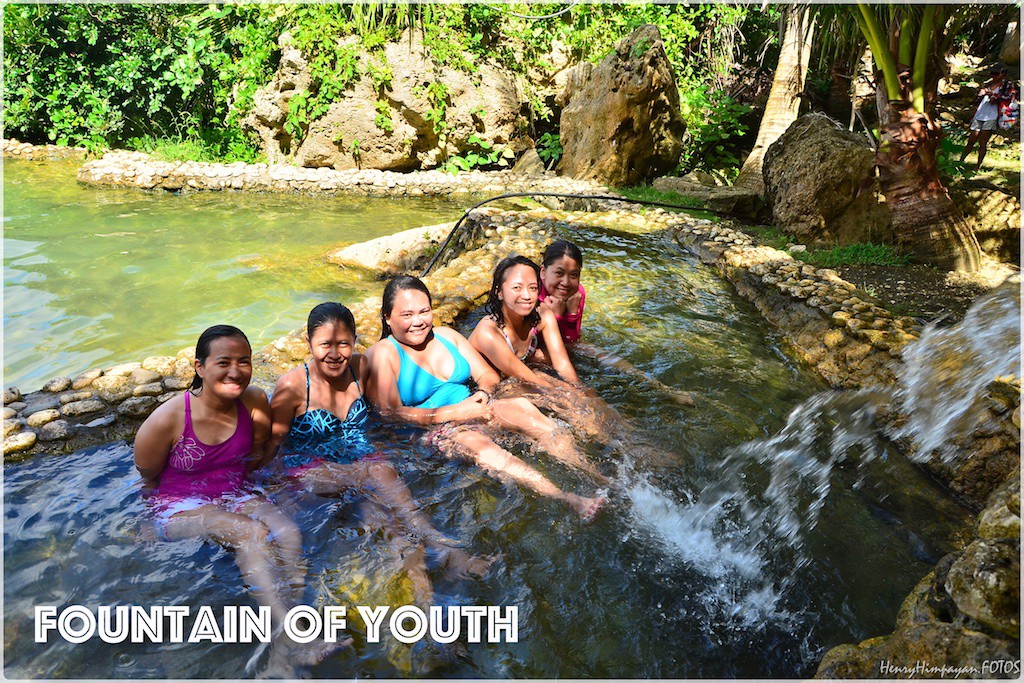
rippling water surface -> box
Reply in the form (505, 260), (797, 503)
(3, 163), (971, 678)
(3, 159), (467, 389)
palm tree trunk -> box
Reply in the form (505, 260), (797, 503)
(876, 105), (981, 272)
(736, 5), (815, 193)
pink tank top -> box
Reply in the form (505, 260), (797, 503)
(154, 392), (253, 500)
(539, 283), (585, 346)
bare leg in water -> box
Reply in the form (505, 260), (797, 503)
(450, 428), (606, 520)
(295, 459), (494, 578)
(163, 504), (350, 673)
(489, 396), (609, 484)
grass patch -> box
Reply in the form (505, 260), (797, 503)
(741, 225), (909, 267)
(614, 185), (719, 220)
(615, 185), (704, 209)
(125, 132), (265, 164)
(802, 242), (909, 268)
(743, 224), (791, 250)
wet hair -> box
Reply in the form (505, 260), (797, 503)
(541, 240), (584, 269)
(307, 302), (356, 340)
(485, 255), (541, 329)
(380, 275), (432, 339)
(190, 325), (251, 393)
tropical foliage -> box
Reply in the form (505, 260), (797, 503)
(3, 2), (781, 174)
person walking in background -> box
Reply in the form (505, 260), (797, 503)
(960, 64), (1016, 170)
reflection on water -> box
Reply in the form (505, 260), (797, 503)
(5, 214), (972, 678)
(3, 159), (468, 388)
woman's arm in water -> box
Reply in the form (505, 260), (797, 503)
(260, 373), (302, 470)
(536, 307), (580, 384)
(133, 396), (184, 481)
(469, 318), (555, 387)
(364, 339), (491, 426)
(243, 386), (272, 470)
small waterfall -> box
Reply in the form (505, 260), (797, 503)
(896, 276), (1021, 464)
(621, 276), (1019, 630)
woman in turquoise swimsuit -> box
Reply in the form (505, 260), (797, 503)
(264, 303), (490, 594)
(365, 276), (606, 520)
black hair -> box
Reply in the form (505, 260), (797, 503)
(190, 325), (250, 393)
(380, 275), (432, 339)
(541, 240), (584, 268)
(485, 254), (541, 329)
(307, 302), (356, 340)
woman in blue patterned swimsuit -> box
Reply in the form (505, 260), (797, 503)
(263, 303), (490, 587)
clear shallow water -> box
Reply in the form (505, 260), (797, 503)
(3, 201), (972, 678)
(3, 158), (467, 389)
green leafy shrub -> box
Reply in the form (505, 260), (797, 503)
(536, 132), (562, 166)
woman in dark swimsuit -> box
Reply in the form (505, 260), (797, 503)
(264, 303), (489, 593)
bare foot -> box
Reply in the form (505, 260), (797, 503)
(567, 494), (607, 522)
(437, 547), (498, 580)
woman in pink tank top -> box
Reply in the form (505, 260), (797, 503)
(134, 325), (344, 674)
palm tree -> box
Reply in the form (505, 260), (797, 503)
(736, 5), (815, 194)
(850, 3), (981, 272)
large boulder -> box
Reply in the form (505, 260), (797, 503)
(764, 114), (893, 245)
(243, 30), (525, 171)
(556, 25), (685, 187)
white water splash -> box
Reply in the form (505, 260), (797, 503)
(622, 474), (790, 627)
(897, 276), (1021, 462)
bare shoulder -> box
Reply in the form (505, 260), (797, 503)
(144, 392), (185, 427)
(366, 338), (398, 362)
(242, 385), (270, 412)
(434, 326), (469, 345)
(469, 316), (499, 341)
(272, 366), (304, 398)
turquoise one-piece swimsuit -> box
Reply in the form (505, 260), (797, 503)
(388, 334), (472, 409)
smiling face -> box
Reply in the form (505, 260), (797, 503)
(540, 255), (581, 299)
(194, 336), (251, 400)
(499, 264), (540, 318)
(308, 320), (355, 379)
(386, 288), (433, 346)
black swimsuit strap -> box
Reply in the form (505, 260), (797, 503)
(349, 363), (363, 396)
(303, 363), (311, 411)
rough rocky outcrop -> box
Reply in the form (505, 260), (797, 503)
(244, 30), (524, 171)
(950, 181), (1021, 263)
(327, 222), (455, 275)
(255, 208), (567, 376)
(763, 114), (893, 246)
(816, 475), (1020, 679)
(556, 25), (685, 186)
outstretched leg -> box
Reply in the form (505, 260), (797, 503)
(451, 429), (605, 520)
(490, 397), (607, 482)
(240, 497), (309, 605)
